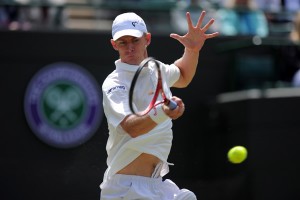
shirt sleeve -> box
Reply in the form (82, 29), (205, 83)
(160, 62), (180, 87)
(102, 81), (131, 129)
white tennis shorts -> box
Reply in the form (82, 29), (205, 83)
(100, 174), (197, 200)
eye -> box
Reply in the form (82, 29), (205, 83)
(118, 41), (126, 46)
(133, 38), (140, 43)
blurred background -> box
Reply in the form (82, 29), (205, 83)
(1, 0), (300, 200)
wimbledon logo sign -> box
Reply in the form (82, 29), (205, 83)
(24, 62), (103, 148)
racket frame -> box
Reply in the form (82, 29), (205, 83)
(129, 57), (177, 116)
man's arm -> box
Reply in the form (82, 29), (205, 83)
(171, 11), (219, 88)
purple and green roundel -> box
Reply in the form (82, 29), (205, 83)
(24, 62), (103, 148)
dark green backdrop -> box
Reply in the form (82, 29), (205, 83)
(1, 30), (300, 200)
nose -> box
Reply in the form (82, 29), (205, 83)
(128, 43), (134, 52)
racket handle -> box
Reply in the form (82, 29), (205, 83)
(167, 99), (178, 110)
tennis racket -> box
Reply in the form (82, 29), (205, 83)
(129, 57), (177, 116)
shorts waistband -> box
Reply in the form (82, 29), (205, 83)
(111, 174), (163, 185)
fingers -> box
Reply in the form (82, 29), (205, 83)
(165, 105), (184, 120)
(195, 11), (219, 39)
(187, 11), (206, 29)
(169, 33), (181, 40)
(186, 11), (216, 33)
(196, 11), (206, 29)
(163, 96), (185, 119)
(170, 33), (187, 46)
(201, 18), (215, 32)
(205, 32), (220, 39)
(186, 12), (194, 29)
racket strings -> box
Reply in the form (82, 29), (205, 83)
(130, 57), (173, 116)
(139, 79), (163, 115)
(157, 66), (171, 105)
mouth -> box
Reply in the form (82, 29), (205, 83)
(126, 52), (135, 58)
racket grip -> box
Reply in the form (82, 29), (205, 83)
(168, 99), (177, 110)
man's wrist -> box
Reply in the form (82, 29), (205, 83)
(149, 104), (169, 124)
(185, 47), (201, 54)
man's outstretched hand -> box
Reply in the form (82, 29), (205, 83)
(170, 11), (219, 52)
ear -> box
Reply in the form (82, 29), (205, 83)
(111, 39), (118, 51)
(145, 33), (151, 46)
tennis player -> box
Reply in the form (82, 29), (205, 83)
(100, 11), (219, 200)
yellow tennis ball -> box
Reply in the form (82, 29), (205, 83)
(227, 146), (248, 164)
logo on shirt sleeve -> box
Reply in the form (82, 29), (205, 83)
(106, 85), (126, 95)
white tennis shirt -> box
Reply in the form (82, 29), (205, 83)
(100, 59), (180, 188)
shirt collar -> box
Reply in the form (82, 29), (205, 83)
(115, 59), (139, 72)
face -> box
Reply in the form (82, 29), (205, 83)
(111, 33), (151, 65)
